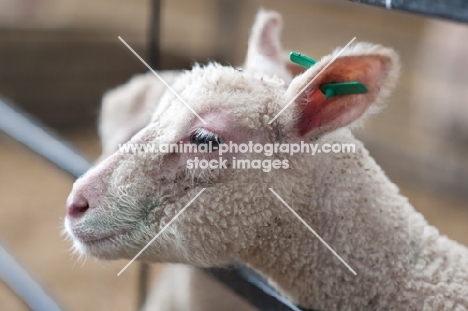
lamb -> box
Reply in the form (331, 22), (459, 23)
(64, 9), (468, 311)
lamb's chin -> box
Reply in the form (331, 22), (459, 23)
(64, 219), (123, 259)
(69, 235), (131, 260)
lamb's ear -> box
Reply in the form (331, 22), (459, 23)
(285, 43), (400, 137)
(99, 73), (155, 157)
(244, 9), (290, 77)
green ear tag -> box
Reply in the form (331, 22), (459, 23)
(319, 82), (368, 99)
(290, 51), (317, 68)
(289, 51), (368, 98)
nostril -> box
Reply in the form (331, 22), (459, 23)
(67, 196), (89, 218)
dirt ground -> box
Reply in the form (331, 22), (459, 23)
(1, 0), (468, 310)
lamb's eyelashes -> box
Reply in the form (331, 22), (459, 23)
(189, 128), (225, 151)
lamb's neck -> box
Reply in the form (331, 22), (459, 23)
(236, 132), (468, 310)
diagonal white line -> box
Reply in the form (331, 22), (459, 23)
(118, 36), (207, 125)
(268, 37), (356, 125)
(268, 188), (357, 275)
(117, 188), (206, 276)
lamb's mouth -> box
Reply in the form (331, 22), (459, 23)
(71, 228), (130, 245)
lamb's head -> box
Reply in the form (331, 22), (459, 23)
(64, 12), (399, 267)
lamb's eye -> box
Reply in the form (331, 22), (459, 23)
(190, 128), (225, 151)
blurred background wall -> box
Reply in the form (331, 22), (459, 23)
(0, 0), (467, 310)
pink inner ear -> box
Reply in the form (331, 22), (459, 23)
(298, 91), (370, 136)
(297, 56), (386, 137)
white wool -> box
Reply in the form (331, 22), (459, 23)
(65, 9), (468, 311)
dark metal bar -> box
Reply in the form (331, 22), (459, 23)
(137, 0), (163, 308)
(137, 260), (150, 310)
(348, 0), (468, 23)
(0, 96), (92, 179)
(205, 264), (310, 311)
(148, 0), (162, 69)
(0, 242), (65, 311)
(144, 0), (308, 308)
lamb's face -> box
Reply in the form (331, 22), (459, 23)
(64, 40), (399, 264)
(65, 64), (291, 264)
(64, 6), (399, 268)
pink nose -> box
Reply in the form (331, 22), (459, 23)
(66, 195), (89, 218)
